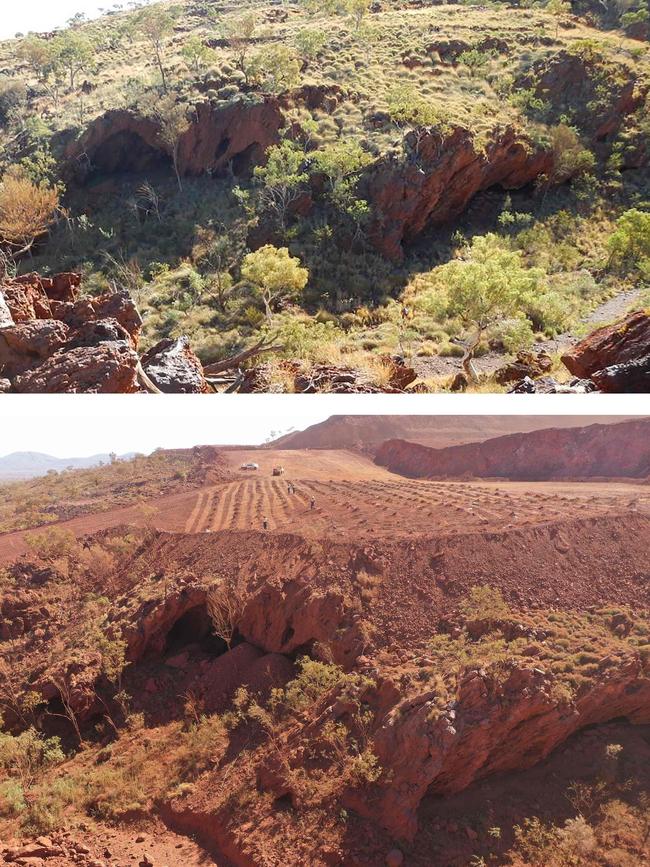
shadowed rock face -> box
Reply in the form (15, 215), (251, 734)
(522, 50), (646, 143)
(66, 98), (283, 183)
(366, 125), (553, 260)
(375, 418), (650, 480)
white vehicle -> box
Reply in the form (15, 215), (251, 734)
(240, 462), (259, 470)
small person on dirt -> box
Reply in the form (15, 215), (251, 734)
(310, 497), (316, 510)
(401, 305), (411, 320)
(263, 517), (269, 530)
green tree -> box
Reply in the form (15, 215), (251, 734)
(181, 35), (215, 74)
(457, 48), (492, 76)
(137, 7), (175, 91)
(294, 29), (328, 64)
(386, 84), (451, 156)
(254, 139), (308, 230)
(607, 208), (650, 273)
(546, 0), (571, 37)
(51, 30), (95, 90)
(250, 45), (301, 93)
(620, 7), (648, 37)
(311, 140), (372, 232)
(16, 35), (53, 81)
(221, 12), (257, 82)
(241, 245), (309, 318)
(150, 95), (191, 191)
(440, 235), (546, 380)
(311, 140), (372, 193)
(347, 0), (371, 29)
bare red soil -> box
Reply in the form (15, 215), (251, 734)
(2, 446), (649, 563)
(2, 425), (650, 867)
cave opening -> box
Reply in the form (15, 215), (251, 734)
(214, 136), (231, 160)
(231, 143), (261, 177)
(164, 605), (229, 657)
(88, 130), (173, 180)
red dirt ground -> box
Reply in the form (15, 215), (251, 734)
(2, 441), (650, 867)
(1, 447), (649, 563)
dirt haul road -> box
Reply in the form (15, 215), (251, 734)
(1, 448), (649, 564)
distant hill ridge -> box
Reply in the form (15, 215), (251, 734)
(270, 415), (638, 454)
(0, 451), (139, 481)
(375, 417), (650, 480)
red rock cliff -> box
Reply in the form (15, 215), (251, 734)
(375, 418), (650, 480)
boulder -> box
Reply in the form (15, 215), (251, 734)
(591, 354), (650, 393)
(561, 310), (650, 379)
(0, 320), (70, 379)
(141, 336), (210, 393)
(12, 342), (140, 393)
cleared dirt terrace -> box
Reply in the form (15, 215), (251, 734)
(1, 447), (649, 562)
(184, 476), (650, 539)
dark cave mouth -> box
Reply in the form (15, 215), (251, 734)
(163, 604), (229, 657)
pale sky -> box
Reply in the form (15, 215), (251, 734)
(0, 394), (638, 459)
(0, 0), (116, 40)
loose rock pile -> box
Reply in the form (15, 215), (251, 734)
(239, 356), (419, 393)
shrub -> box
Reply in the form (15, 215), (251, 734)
(460, 585), (511, 622)
(607, 209), (650, 274)
(0, 167), (59, 256)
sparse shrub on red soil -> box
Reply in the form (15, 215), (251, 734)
(0, 511), (649, 865)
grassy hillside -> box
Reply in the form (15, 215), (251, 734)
(0, 0), (648, 389)
(0, 446), (225, 533)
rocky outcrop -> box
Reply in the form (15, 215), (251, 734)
(67, 97), (283, 183)
(0, 272), (142, 393)
(375, 417), (650, 480)
(364, 49), (647, 259)
(366, 126), (553, 259)
(564, 309), (650, 376)
(0, 272), (211, 393)
(521, 50), (646, 143)
(371, 652), (650, 840)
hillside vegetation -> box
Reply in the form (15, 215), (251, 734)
(0, 0), (648, 389)
(0, 446), (225, 533)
